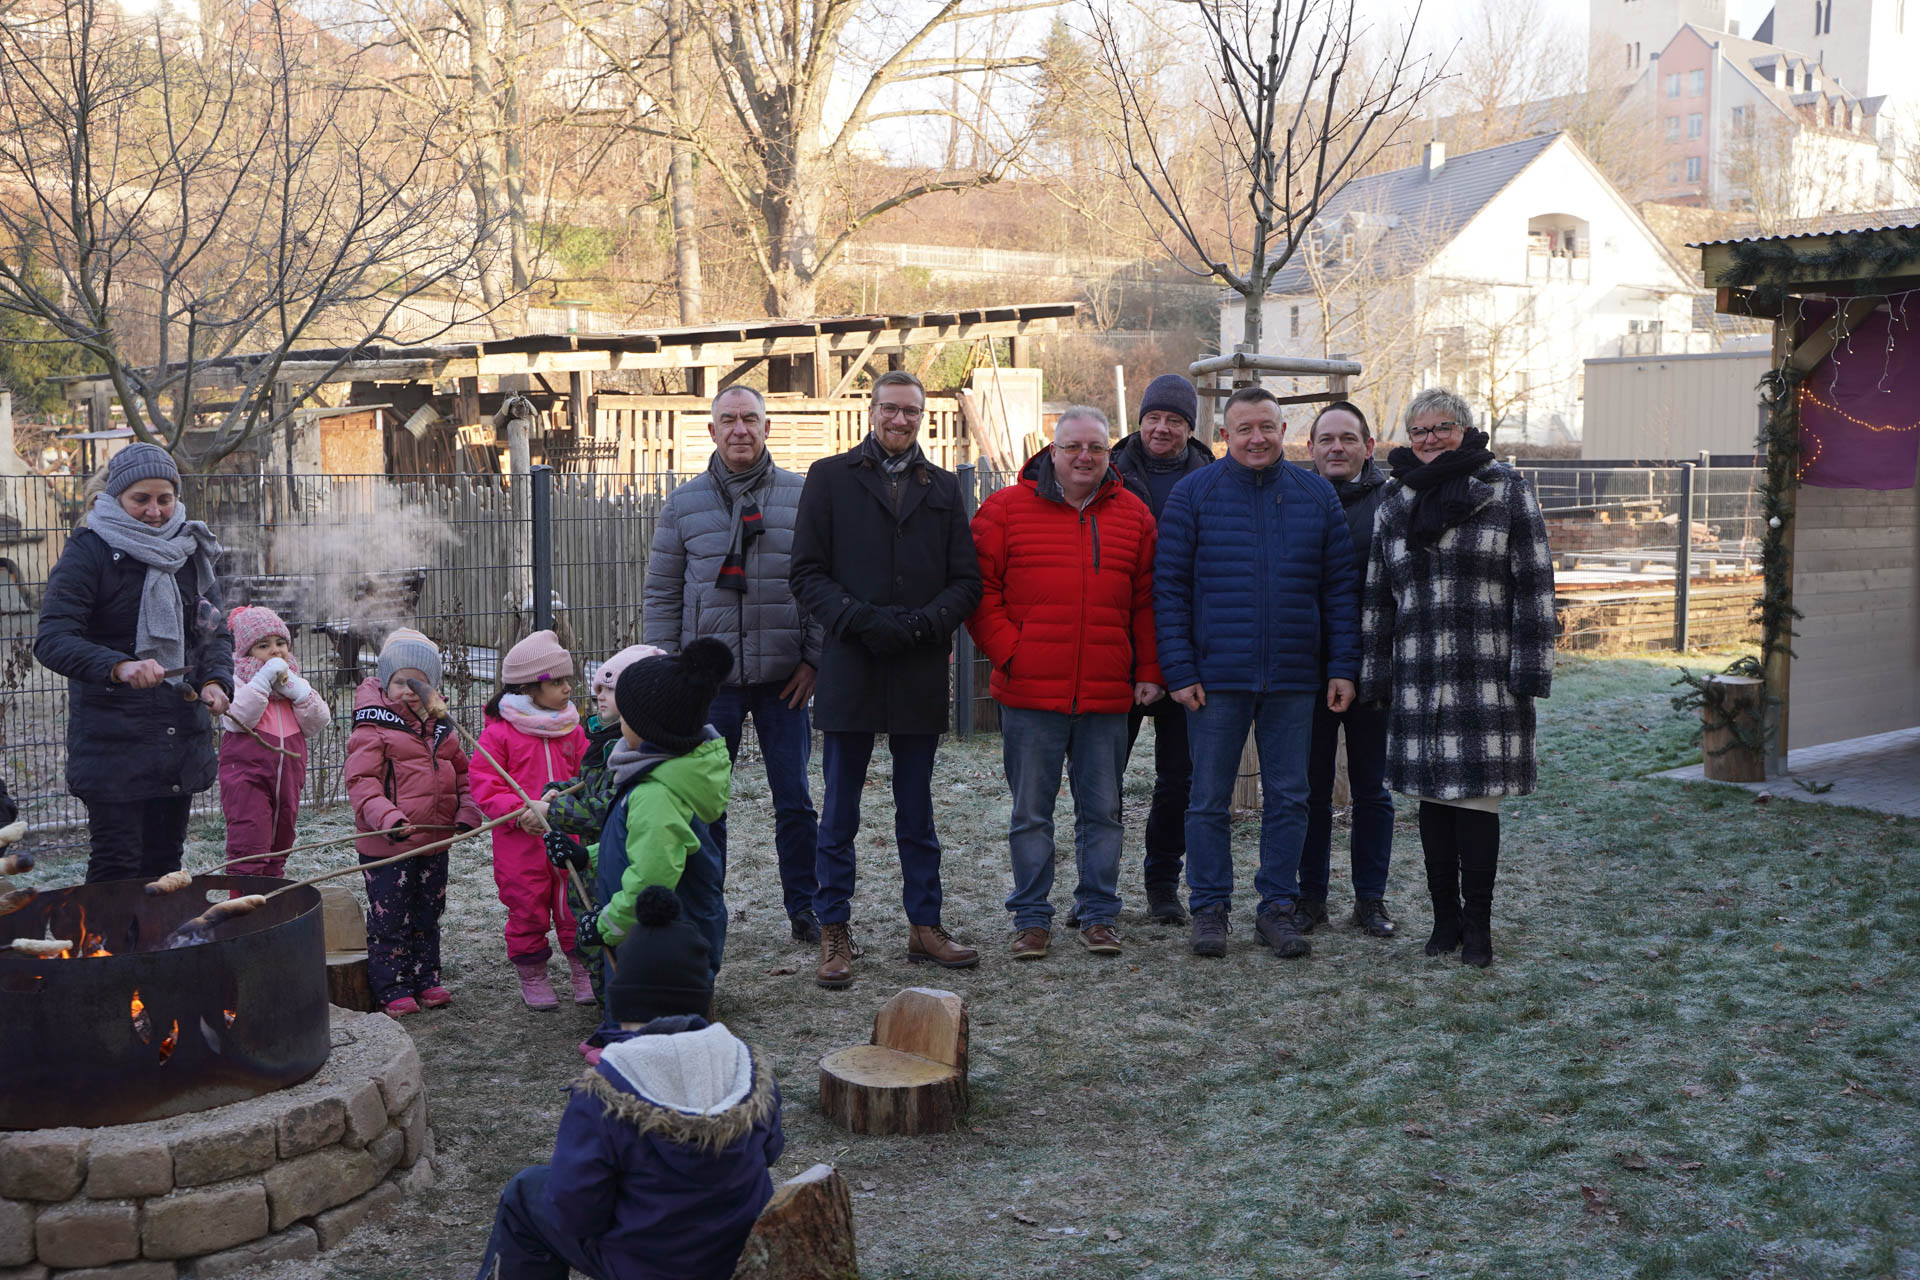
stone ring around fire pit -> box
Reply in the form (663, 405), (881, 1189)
(0, 1008), (434, 1278)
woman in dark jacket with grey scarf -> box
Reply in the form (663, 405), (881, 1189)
(1359, 390), (1555, 967)
(35, 444), (234, 882)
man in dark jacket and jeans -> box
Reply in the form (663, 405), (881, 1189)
(1108, 373), (1214, 924)
(645, 386), (824, 943)
(1302, 401), (1396, 939)
(789, 371), (984, 988)
(1155, 386), (1361, 961)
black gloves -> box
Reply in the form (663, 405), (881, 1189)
(545, 829), (589, 874)
(849, 605), (933, 656)
(575, 910), (602, 950)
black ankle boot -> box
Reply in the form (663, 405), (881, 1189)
(1457, 814), (1500, 968)
(1419, 806), (1462, 956)
(1460, 913), (1493, 967)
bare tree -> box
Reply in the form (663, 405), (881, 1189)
(562, 0), (1056, 317)
(1093, 0), (1444, 352)
(0, 0), (491, 465)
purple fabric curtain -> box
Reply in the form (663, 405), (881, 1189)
(1798, 297), (1920, 490)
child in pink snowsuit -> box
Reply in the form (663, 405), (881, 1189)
(219, 606), (332, 878)
(473, 629), (590, 1010)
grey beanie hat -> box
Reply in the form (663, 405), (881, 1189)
(103, 443), (182, 498)
(1137, 374), (1198, 430)
(376, 627), (443, 690)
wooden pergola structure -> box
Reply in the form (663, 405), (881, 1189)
(1701, 224), (1920, 772)
(63, 302), (1079, 475)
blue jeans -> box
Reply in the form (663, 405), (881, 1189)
(476, 1166), (604, 1280)
(1184, 691), (1315, 915)
(1301, 701), (1394, 901)
(1001, 706), (1130, 931)
(708, 681), (820, 921)
(814, 732), (943, 926)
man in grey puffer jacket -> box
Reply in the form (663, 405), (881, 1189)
(645, 386), (826, 942)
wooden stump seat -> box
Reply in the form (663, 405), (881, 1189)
(731, 1163), (859, 1279)
(817, 987), (967, 1136)
(1701, 674), (1766, 783)
(320, 884), (374, 1012)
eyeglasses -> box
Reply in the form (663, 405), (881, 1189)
(1052, 442), (1110, 457)
(1407, 421), (1462, 442)
(874, 402), (924, 421)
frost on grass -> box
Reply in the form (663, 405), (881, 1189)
(44, 650), (1912, 1279)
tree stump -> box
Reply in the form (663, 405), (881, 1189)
(1701, 675), (1766, 783)
(818, 988), (967, 1136)
(326, 952), (374, 1011)
(730, 1164), (859, 1280)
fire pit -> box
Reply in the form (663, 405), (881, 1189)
(0, 878), (437, 1276)
(0, 876), (331, 1130)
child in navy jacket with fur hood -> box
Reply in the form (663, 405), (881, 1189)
(476, 885), (783, 1280)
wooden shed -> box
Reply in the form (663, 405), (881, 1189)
(1700, 223), (1920, 769)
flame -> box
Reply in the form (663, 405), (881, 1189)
(222, 1009), (236, 1028)
(157, 1019), (179, 1063)
(54, 906), (112, 960)
(130, 989), (151, 1043)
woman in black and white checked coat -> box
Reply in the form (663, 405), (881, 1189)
(1358, 389), (1555, 967)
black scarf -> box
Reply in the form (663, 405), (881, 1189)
(1387, 428), (1496, 544)
(1331, 459), (1387, 508)
(708, 448), (773, 594)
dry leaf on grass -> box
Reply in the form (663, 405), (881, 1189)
(1011, 1211), (1037, 1226)
(1104, 1228), (1123, 1241)
(1614, 1151), (1651, 1171)
(1402, 1122), (1433, 1139)
(1841, 1078), (1886, 1101)
(765, 966), (796, 976)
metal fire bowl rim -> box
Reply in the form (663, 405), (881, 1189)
(0, 875), (323, 965)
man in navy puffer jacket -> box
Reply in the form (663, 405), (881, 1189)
(1154, 386), (1361, 961)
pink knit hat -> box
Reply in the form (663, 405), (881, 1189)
(500, 629), (574, 685)
(230, 606), (295, 684)
(591, 643), (666, 697)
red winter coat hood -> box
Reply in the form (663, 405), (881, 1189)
(344, 677), (483, 857)
(965, 449), (1162, 715)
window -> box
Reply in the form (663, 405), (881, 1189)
(1626, 43), (1633, 67)
(1689, 69), (1705, 96)
(1668, 160), (1683, 183)
(1731, 105), (1748, 130)
(1686, 155), (1702, 181)
(1666, 73), (1682, 98)
(1667, 115), (1681, 141)
(1688, 112), (1703, 139)
(1289, 306), (1300, 339)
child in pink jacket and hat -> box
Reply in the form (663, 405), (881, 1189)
(472, 629), (590, 1011)
(219, 606), (333, 879)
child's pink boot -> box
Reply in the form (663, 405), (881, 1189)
(514, 959), (559, 1011)
(418, 986), (453, 1008)
(565, 951), (595, 1005)
(383, 996), (421, 1018)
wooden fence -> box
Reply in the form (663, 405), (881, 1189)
(588, 394), (969, 473)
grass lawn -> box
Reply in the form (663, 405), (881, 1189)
(19, 650), (1917, 1278)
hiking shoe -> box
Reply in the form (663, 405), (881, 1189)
(1296, 896), (1329, 931)
(1145, 885), (1188, 925)
(1254, 903), (1312, 959)
(1353, 898), (1397, 939)
(1011, 927), (1050, 960)
(817, 923), (855, 988)
(1189, 903), (1231, 957)
(791, 911), (823, 944)
(1078, 923), (1123, 955)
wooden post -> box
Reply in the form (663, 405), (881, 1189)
(1010, 333), (1032, 368)
(568, 372), (590, 433)
(811, 336), (832, 398)
(1701, 675), (1766, 782)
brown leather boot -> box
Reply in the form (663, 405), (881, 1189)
(817, 923), (854, 989)
(907, 923), (979, 969)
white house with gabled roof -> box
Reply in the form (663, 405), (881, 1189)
(1222, 132), (1701, 446)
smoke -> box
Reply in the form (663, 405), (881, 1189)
(262, 481), (459, 642)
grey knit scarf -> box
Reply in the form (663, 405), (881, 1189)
(86, 491), (222, 678)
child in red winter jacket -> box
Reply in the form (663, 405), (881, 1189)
(219, 607), (332, 878)
(346, 628), (484, 1019)
(472, 629), (589, 1011)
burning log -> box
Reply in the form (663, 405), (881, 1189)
(0, 820), (27, 846)
(0, 887), (39, 917)
(9, 938), (72, 956)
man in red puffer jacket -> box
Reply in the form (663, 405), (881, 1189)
(967, 406), (1164, 962)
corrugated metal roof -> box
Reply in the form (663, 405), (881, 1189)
(1690, 212), (1920, 247)
(1257, 132), (1563, 297)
